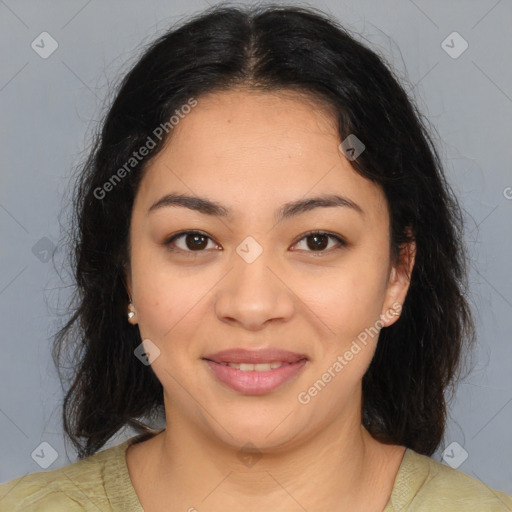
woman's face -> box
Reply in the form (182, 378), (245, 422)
(127, 89), (412, 451)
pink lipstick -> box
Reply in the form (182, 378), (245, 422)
(202, 348), (308, 395)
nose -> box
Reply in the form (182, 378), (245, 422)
(214, 247), (295, 331)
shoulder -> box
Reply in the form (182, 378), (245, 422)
(386, 448), (512, 511)
(0, 440), (130, 512)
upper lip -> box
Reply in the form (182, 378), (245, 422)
(203, 348), (308, 364)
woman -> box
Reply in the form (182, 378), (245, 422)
(1, 3), (510, 511)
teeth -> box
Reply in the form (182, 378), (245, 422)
(226, 361), (286, 371)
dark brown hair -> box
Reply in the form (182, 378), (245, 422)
(53, 3), (475, 459)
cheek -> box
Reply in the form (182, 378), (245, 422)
(129, 243), (201, 342)
(296, 263), (386, 409)
(305, 255), (389, 339)
(134, 272), (208, 343)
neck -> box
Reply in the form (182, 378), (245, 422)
(137, 404), (403, 511)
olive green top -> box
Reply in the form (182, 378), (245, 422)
(1, 433), (511, 511)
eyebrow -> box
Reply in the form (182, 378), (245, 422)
(148, 192), (364, 221)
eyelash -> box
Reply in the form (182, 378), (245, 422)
(163, 230), (346, 255)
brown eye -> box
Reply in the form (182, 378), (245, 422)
(306, 233), (329, 250)
(165, 231), (219, 252)
(293, 231), (346, 253)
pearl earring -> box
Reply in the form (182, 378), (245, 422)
(128, 302), (135, 320)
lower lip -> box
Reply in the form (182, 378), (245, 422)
(204, 360), (307, 395)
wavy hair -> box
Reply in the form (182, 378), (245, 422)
(53, 3), (475, 459)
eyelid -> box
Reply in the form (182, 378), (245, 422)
(164, 230), (220, 253)
(163, 229), (346, 254)
(290, 230), (346, 252)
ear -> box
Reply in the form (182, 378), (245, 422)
(125, 273), (139, 325)
(380, 239), (416, 327)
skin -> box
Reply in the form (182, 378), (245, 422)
(125, 88), (416, 512)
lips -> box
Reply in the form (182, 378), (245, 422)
(202, 348), (308, 364)
(202, 348), (308, 395)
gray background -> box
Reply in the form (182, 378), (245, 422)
(1, 0), (511, 497)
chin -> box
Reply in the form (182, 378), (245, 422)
(204, 409), (305, 452)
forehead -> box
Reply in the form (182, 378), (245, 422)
(135, 89), (388, 222)
(165, 88), (338, 162)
